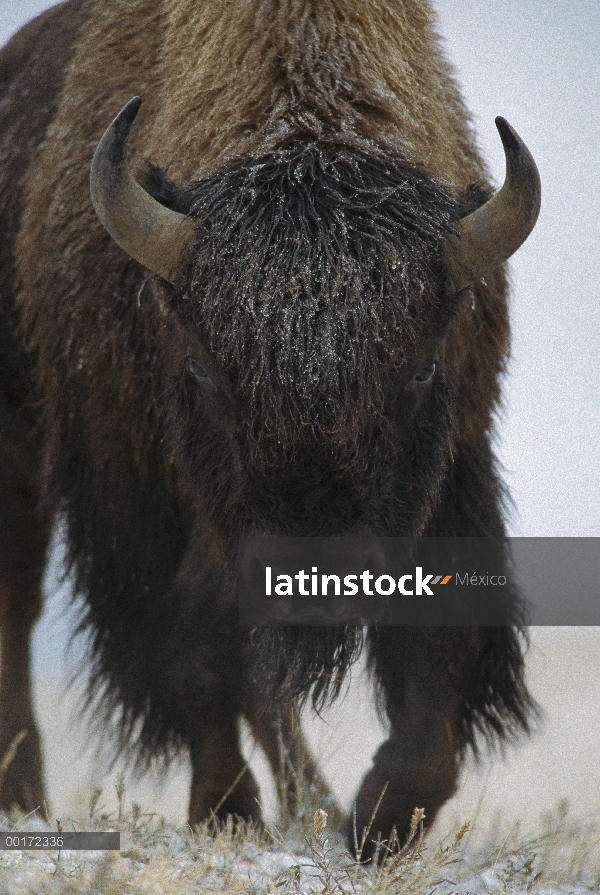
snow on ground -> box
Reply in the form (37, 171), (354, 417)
(0, 804), (598, 895)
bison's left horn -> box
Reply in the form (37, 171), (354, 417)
(454, 117), (541, 291)
(90, 97), (196, 284)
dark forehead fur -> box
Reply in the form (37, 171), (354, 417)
(145, 141), (460, 449)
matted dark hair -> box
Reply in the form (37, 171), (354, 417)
(252, 625), (365, 712)
(144, 140), (460, 462)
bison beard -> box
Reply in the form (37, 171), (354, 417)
(0, 0), (540, 862)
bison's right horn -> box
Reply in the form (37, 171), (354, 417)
(453, 117), (541, 291)
(90, 97), (196, 285)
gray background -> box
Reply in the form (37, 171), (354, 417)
(1, 0), (599, 836)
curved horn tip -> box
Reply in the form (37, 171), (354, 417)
(111, 96), (143, 135)
(495, 115), (541, 210)
(451, 116), (541, 291)
(494, 116), (524, 159)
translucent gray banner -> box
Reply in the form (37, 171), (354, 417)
(0, 832), (120, 850)
(238, 537), (600, 625)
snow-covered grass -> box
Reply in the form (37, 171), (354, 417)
(0, 784), (599, 894)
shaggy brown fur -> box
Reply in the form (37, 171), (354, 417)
(0, 0), (536, 857)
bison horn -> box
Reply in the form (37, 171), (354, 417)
(454, 117), (541, 291)
(90, 97), (196, 285)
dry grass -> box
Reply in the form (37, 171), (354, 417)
(0, 782), (599, 894)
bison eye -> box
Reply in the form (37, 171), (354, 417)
(415, 361), (436, 384)
(187, 356), (213, 386)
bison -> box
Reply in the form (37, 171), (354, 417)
(0, 0), (540, 855)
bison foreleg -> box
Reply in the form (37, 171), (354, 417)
(349, 628), (477, 859)
(245, 698), (344, 829)
(152, 573), (262, 826)
(188, 718), (261, 826)
(0, 418), (50, 815)
(0, 581), (46, 816)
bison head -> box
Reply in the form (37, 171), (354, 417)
(89, 97), (539, 705)
(91, 98), (539, 541)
